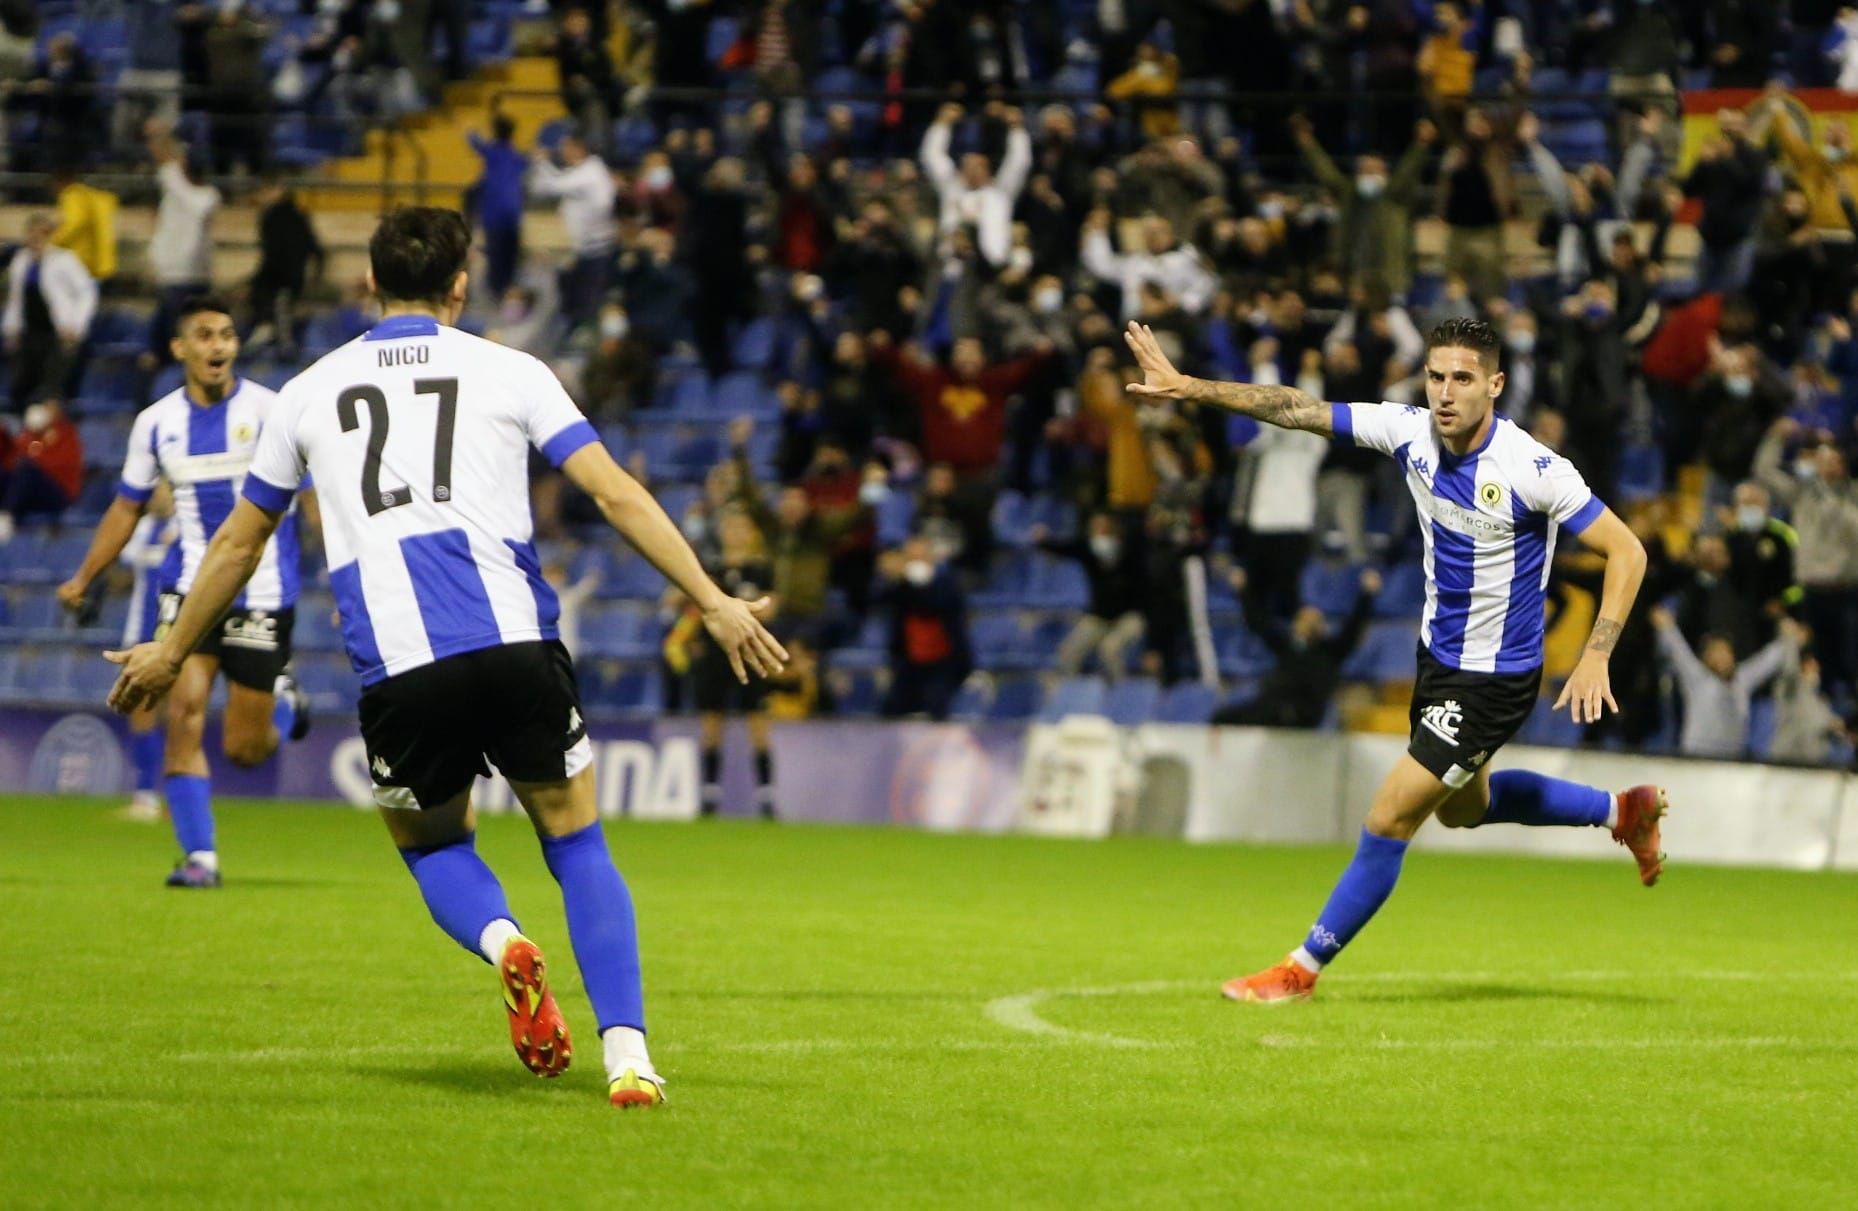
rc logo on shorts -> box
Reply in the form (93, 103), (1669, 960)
(223, 611), (279, 651)
(1419, 699), (1464, 746)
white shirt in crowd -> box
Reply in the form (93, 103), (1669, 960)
(2, 245), (97, 340)
(920, 120), (1032, 267)
(149, 160), (220, 287)
(1081, 229), (1217, 319)
(529, 154), (617, 257)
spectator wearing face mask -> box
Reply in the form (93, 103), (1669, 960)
(1502, 310), (1540, 424)
(920, 102), (1032, 268)
(1698, 344), (1790, 507)
(0, 400), (82, 542)
(579, 303), (655, 422)
(1034, 512), (1149, 682)
(1289, 114), (1436, 296)
(1228, 337), (1330, 623)
(876, 536), (972, 720)
(1652, 609), (1800, 759)
(1684, 108), (1767, 295)
(1674, 533), (1764, 659)
(1754, 417), (1858, 694)
(1214, 565), (1381, 728)
(1721, 479), (1802, 642)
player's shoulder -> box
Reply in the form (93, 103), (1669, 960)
(441, 326), (557, 381)
(1489, 417), (1567, 474)
(232, 377), (281, 407)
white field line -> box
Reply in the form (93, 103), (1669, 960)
(981, 973), (1858, 1049)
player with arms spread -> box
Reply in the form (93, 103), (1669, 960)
(1123, 316), (1666, 1003)
(105, 208), (787, 1106)
(59, 298), (313, 886)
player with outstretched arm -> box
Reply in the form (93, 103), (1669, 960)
(105, 209), (787, 1105)
(1122, 317), (1665, 1002)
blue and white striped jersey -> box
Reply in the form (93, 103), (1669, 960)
(118, 380), (303, 611)
(241, 315), (599, 686)
(1332, 402), (1604, 675)
(118, 513), (180, 647)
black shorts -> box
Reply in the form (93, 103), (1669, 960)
(358, 640), (591, 809)
(156, 592), (295, 691)
(1406, 645), (1542, 789)
(690, 636), (769, 714)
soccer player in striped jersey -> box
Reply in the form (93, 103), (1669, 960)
(1122, 317), (1667, 1003)
(60, 298), (313, 887)
(105, 208), (786, 1107)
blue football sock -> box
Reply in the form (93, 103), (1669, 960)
(540, 822), (645, 1034)
(1304, 829), (1409, 965)
(130, 729), (163, 794)
(272, 692), (296, 739)
(165, 774), (214, 855)
(1482, 770), (1611, 828)
(398, 834), (517, 962)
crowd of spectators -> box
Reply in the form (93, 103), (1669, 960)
(8, 1), (1858, 764)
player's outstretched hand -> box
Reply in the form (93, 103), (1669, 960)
(1552, 651), (1618, 725)
(1123, 322), (1190, 399)
(104, 642), (182, 715)
(703, 596), (789, 685)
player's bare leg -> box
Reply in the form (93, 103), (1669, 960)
(513, 768), (663, 1107)
(1224, 756), (1451, 1003)
(222, 682), (281, 768)
(382, 792), (570, 1078)
(117, 702), (165, 822)
(161, 655), (221, 887)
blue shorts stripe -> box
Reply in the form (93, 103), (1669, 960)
(330, 561), (385, 683)
(504, 538), (561, 631)
(401, 529), (501, 663)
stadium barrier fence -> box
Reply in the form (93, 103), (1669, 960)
(4, 704), (1850, 873)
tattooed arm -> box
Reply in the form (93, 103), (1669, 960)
(1552, 506), (1648, 724)
(1122, 321), (1334, 435)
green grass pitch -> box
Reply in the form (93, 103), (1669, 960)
(4, 795), (1857, 1209)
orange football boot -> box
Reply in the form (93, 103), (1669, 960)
(1222, 955), (1319, 1004)
(1612, 785), (1668, 887)
(500, 936), (572, 1077)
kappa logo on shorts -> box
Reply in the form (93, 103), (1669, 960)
(1419, 699), (1464, 746)
(1465, 749), (1490, 769)
(567, 707), (583, 739)
(371, 755), (393, 780)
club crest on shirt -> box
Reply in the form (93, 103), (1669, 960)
(234, 422), (255, 445)
(1478, 481), (1503, 508)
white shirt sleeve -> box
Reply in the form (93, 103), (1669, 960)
(1333, 401), (1428, 457)
(119, 407), (161, 502)
(1513, 436), (1605, 533)
(242, 390), (307, 512)
(514, 355), (599, 467)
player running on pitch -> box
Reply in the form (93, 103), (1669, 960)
(1122, 316), (1665, 1003)
(60, 298), (312, 886)
(105, 208), (786, 1107)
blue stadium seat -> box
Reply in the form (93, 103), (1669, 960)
(1299, 559), (1362, 618)
(711, 372), (778, 420)
(610, 557), (666, 599)
(1216, 627), (1274, 679)
(992, 491), (1033, 547)
(1155, 681), (1219, 723)
(987, 677), (1043, 721)
(295, 603), (343, 653)
(1103, 677), (1160, 725)
(949, 679), (991, 721)
(1041, 676), (1107, 721)
(834, 612), (888, 670)
(972, 552), (1034, 609)
(1372, 561), (1426, 619)
(1342, 620), (1420, 683)
(730, 318), (778, 371)
(1028, 554), (1089, 610)
(652, 373), (709, 414)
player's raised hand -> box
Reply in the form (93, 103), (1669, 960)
(103, 642), (182, 715)
(1123, 322), (1190, 399)
(702, 595), (789, 684)
(1553, 651), (1618, 725)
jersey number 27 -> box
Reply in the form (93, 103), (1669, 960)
(338, 378), (458, 515)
